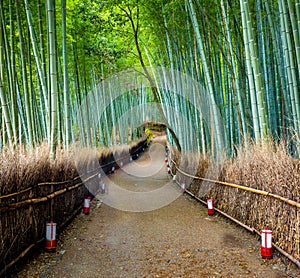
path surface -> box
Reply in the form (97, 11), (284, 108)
(16, 136), (298, 277)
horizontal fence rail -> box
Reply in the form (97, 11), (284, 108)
(170, 158), (300, 208)
(0, 138), (149, 277)
(168, 151), (300, 268)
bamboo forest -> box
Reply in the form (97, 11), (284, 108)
(1, 0), (300, 277)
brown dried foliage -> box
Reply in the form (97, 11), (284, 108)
(172, 142), (300, 262)
(0, 137), (148, 274)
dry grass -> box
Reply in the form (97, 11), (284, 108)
(171, 141), (300, 262)
(0, 137), (148, 274)
(224, 142), (300, 202)
(0, 136), (148, 196)
(0, 144), (79, 196)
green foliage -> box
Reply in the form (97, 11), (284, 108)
(67, 0), (130, 73)
(0, 0), (299, 157)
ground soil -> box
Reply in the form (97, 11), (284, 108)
(13, 136), (300, 278)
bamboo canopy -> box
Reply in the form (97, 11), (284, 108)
(0, 0), (298, 156)
(0, 0), (300, 274)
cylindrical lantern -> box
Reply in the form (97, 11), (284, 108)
(45, 221), (56, 251)
(261, 228), (272, 258)
(167, 165), (171, 174)
(165, 156), (168, 163)
(172, 175), (176, 181)
(207, 198), (214, 215)
(101, 183), (107, 194)
(83, 196), (91, 214)
(111, 166), (115, 173)
(180, 183), (186, 192)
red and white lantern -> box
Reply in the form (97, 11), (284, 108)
(101, 183), (107, 194)
(261, 228), (272, 258)
(167, 165), (171, 174)
(83, 196), (91, 214)
(207, 198), (214, 215)
(180, 183), (186, 192)
(45, 221), (57, 251)
(165, 156), (168, 163)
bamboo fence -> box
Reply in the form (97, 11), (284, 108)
(0, 138), (148, 276)
(169, 150), (300, 268)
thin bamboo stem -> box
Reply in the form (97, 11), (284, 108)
(0, 182), (82, 213)
(0, 187), (33, 200)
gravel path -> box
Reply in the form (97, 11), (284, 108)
(15, 137), (299, 278)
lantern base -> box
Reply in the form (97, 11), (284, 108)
(45, 240), (57, 252)
(208, 209), (214, 215)
(83, 208), (90, 214)
(261, 246), (273, 259)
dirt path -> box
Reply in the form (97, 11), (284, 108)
(15, 137), (298, 278)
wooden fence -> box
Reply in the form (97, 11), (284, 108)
(0, 138), (148, 276)
(169, 151), (300, 268)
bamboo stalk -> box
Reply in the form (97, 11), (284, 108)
(0, 183), (82, 212)
(187, 0), (223, 155)
(0, 8), (13, 147)
(23, 0), (49, 130)
(15, 0), (33, 145)
(61, 0), (71, 149)
(47, 0), (58, 158)
(0, 187), (32, 199)
(1, 169), (106, 212)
